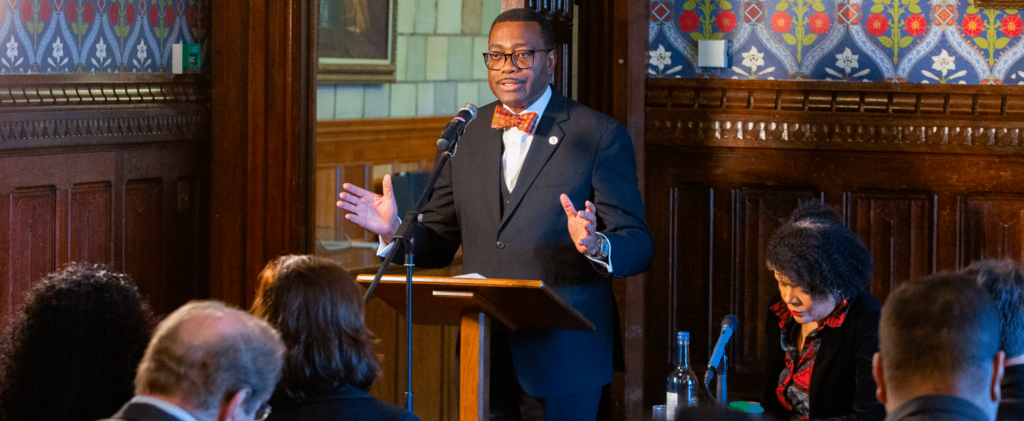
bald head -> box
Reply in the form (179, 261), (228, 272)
(135, 301), (284, 416)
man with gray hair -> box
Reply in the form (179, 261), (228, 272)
(961, 259), (1024, 421)
(102, 300), (285, 421)
(872, 273), (1005, 421)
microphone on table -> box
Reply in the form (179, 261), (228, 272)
(705, 314), (738, 386)
(436, 103), (477, 153)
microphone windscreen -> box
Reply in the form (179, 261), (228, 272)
(722, 314), (738, 330)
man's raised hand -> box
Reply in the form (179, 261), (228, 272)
(560, 194), (598, 256)
(338, 174), (401, 245)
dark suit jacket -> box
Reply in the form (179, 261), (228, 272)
(267, 387), (419, 421)
(998, 363), (1024, 421)
(99, 401), (185, 421)
(403, 88), (653, 397)
(884, 395), (989, 421)
(762, 291), (886, 421)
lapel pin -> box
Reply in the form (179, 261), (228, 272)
(548, 136), (558, 145)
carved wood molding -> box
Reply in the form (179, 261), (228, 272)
(647, 78), (1024, 154)
(0, 74), (209, 108)
(0, 75), (210, 154)
(317, 116), (451, 165)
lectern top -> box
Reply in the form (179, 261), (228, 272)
(355, 274), (593, 332)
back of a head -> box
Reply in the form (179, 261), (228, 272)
(765, 200), (874, 299)
(251, 255), (380, 401)
(135, 300), (285, 415)
(879, 272), (1000, 395)
(961, 259), (1024, 359)
(0, 264), (153, 421)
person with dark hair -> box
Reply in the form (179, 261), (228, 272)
(338, 6), (653, 421)
(873, 273), (1004, 421)
(250, 255), (419, 421)
(103, 300), (285, 421)
(761, 200), (885, 421)
(959, 259), (1024, 421)
(0, 264), (153, 421)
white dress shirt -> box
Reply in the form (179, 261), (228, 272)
(500, 86), (551, 192)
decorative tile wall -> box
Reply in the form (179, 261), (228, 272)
(0, 0), (207, 74)
(649, 0), (1024, 84)
(318, 0), (500, 120)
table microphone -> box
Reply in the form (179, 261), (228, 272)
(705, 314), (738, 386)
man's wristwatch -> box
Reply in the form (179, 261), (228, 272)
(591, 235), (610, 259)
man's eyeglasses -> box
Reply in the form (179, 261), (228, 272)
(254, 402), (272, 421)
(482, 49), (552, 70)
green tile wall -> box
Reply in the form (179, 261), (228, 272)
(319, 0), (500, 120)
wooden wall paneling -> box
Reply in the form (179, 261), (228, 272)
(962, 194), (1024, 265)
(0, 74), (209, 329)
(0, 192), (8, 326)
(68, 182), (113, 265)
(849, 191), (934, 303)
(3, 186), (57, 325)
(642, 78), (1024, 416)
(624, 0), (649, 416)
(123, 179), (165, 312)
(666, 186), (714, 386)
(210, 0), (313, 307)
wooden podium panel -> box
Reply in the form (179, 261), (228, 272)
(357, 274), (594, 420)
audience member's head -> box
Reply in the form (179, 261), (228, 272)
(873, 272), (1004, 419)
(961, 259), (1024, 363)
(251, 254), (380, 402)
(0, 264), (153, 421)
(135, 300), (285, 421)
(766, 200), (874, 302)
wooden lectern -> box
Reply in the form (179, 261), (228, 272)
(356, 275), (594, 421)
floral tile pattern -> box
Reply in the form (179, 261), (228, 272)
(650, 0), (1024, 83)
(0, 0), (207, 74)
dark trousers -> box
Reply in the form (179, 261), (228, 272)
(489, 332), (604, 421)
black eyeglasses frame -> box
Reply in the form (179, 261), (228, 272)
(481, 49), (553, 71)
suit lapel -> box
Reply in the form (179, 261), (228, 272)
(499, 90), (568, 230)
(477, 104), (505, 225)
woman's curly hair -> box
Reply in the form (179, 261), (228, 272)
(765, 200), (874, 300)
(0, 264), (154, 421)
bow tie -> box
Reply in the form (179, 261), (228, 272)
(491, 107), (539, 135)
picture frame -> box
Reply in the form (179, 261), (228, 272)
(317, 0), (397, 85)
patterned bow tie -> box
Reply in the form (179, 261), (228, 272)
(491, 107), (539, 135)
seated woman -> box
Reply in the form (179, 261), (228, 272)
(251, 254), (419, 421)
(0, 264), (154, 421)
(761, 201), (885, 421)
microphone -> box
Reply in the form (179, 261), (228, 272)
(436, 103), (477, 152)
(705, 314), (738, 385)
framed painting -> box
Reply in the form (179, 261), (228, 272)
(317, 0), (397, 84)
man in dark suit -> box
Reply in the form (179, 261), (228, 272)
(101, 301), (285, 421)
(338, 8), (653, 421)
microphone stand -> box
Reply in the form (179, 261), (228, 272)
(361, 122), (465, 413)
(715, 355), (728, 405)
(704, 355), (729, 406)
